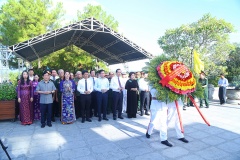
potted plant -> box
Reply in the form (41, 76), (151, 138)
(0, 82), (17, 121)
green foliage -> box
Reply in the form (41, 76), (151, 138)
(32, 46), (109, 73)
(0, 0), (64, 45)
(226, 45), (240, 82)
(208, 76), (219, 87)
(8, 72), (19, 86)
(0, 82), (17, 100)
(158, 13), (234, 77)
(0, 0), (64, 69)
(147, 55), (203, 102)
(77, 4), (119, 31)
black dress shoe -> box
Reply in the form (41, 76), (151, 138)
(82, 119), (85, 123)
(47, 123), (52, 127)
(140, 112), (143, 116)
(146, 132), (150, 138)
(98, 117), (102, 122)
(199, 106), (203, 108)
(118, 116), (124, 119)
(41, 124), (45, 128)
(178, 138), (189, 143)
(86, 119), (92, 122)
(145, 112), (150, 116)
(113, 117), (117, 120)
(51, 118), (55, 122)
(161, 140), (173, 147)
(103, 117), (109, 121)
(205, 106), (209, 108)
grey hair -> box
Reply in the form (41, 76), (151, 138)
(76, 71), (82, 74)
(58, 69), (64, 74)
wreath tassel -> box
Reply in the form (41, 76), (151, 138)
(175, 100), (184, 133)
(188, 94), (211, 126)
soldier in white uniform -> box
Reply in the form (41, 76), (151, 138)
(146, 87), (189, 147)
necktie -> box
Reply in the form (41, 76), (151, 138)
(85, 79), (87, 91)
(53, 76), (55, 81)
(93, 77), (95, 85)
(118, 77), (122, 88)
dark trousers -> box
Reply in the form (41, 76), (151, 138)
(140, 91), (150, 112)
(80, 94), (91, 119)
(40, 103), (52, 125)
(51, 100), (58, 119)
(96, 92), (108, 118)
(107, 89), (113, 114)
(75, 96), (81, 118)
(90, 91), (97, 117)
(112, 91), (123, 118)
(57, 94), (62, 119)
(219, 86), (226, 104)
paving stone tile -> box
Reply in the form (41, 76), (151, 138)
(115, 138), (143, 148)
(217, 132), (240, 140)
(195, 146), (230, 160)
(134, 152), (165, 160)
(61, 148), (91, 159)
(217, 141), (240, 153)
(201, 135), (226, 145)
(91, 143), (121, 154)
(123, 144), (153, 157)
(181, 141), (208, 151)
(178, 155), (205, 160)
(161, 146), (189, 158)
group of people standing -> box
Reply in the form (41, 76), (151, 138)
(16, 68), (152, 128)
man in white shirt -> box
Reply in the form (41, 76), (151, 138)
(28, 69), (34, 81)
(90, 70), (98, 117)
(218, 73), (228, 105)
(77, 70), (93, 123)
(110, 69), (125, 120)
(94, 70), (110, 121)
(138, 72), (150, 116)
(50, 69), (59, 81)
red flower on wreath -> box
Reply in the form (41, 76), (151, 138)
(156, 61), (196, 95)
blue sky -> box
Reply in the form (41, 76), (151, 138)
(1, 0), (239, 71)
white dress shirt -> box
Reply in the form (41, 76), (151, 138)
(50, 76), (59, 81)
(90, 76), (97, 91)
(138, 78), (149, 91)
(94, 77), (110, 92)
(110, 76), (125, 92)
(29, 76), (34, 81)
(77, 78), (93, 94)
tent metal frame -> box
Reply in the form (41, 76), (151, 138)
(9, 17), (152, 64)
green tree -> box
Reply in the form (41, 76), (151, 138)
(77, 4), (119, 31)
(226, 44), (240, 82)
(158, 14), (234, 76)
(0, 0), (64, 69)
(0, 0), (64, 45)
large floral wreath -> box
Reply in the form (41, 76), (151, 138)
(147, 55), (203, 102)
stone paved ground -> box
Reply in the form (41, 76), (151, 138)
(1, 97), (240, 160)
